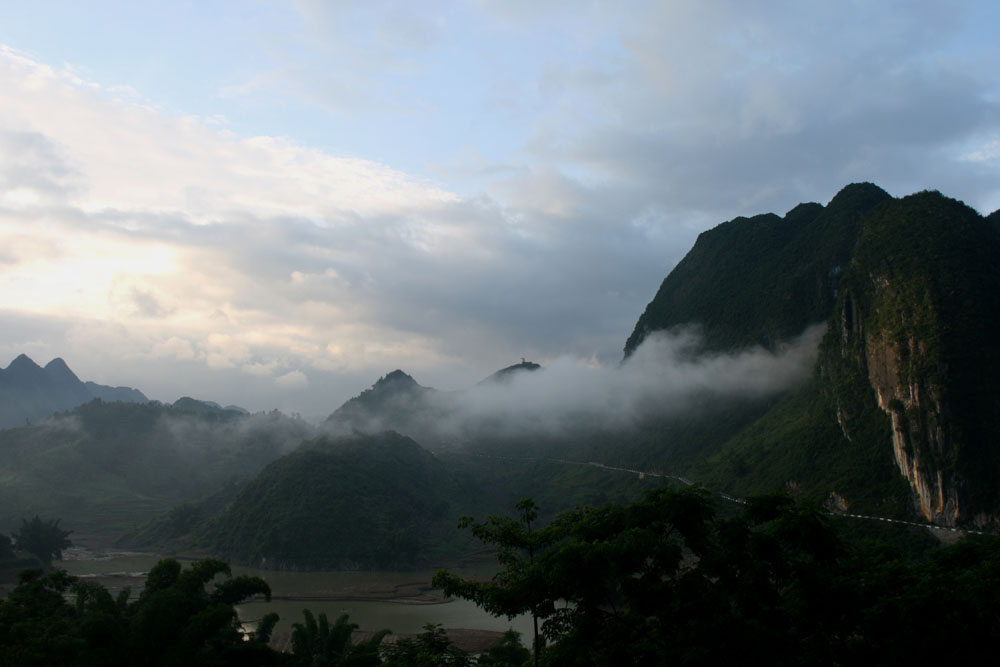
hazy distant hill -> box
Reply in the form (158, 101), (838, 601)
(326, 369), (438, 430)
(171, 396), (249, 418)
(0, 354), (149, 428)
(324, 363), (543, 448)
(0, 399), (311, 534)
(478, 360), (541, 385)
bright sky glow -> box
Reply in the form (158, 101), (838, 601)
(0, 1), (998, 416)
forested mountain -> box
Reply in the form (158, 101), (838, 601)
(625, 182), (891, 355)
(0, 354), (148, 429)
(629, 184), (1000, 526)
(199, 431), (474, 569)
(324, 369), (446, 440)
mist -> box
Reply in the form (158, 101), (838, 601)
(324, 324), (827, 444)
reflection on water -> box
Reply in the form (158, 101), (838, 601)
(61, 553), (533, 638)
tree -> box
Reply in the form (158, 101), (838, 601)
(0, 558), (282, 666)
(434, 488), (855, 665)
(476, 629), (531, 666)
(12, 516), (72, 568)
(290, 609), (388, 667)
(433, 498), (551, 667)
(0, 533), (15, 562)
(0, 569), (82, 666)
(130, 557), (278, 666)
(380, 623), (472, 667)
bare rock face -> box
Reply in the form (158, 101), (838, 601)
(852, 310), (960, 524)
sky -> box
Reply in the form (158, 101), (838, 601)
(0, 1), (998, 417)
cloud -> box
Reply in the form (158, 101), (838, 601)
(151, 337), (196, 361)
(0, 2), (998, 416)
(453, 324), (826, 434)
(326, 324), (826, 442)
(275, 369), (308, 390)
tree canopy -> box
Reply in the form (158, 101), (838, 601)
(12, 516), (72, 567)
(0, 558), (277, 667)
(434, 487), (1000, 665)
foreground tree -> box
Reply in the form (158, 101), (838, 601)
(12, 516), (73, 568)
(434, 487), (1000, 665)
(380, 623), (472, 667)
(0, 533), (15, 562)
(290, 609), (388, 667)
(0, 558), (280, 667)
(476, 629), (531, 666)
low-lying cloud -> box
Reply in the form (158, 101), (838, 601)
(456, 323), (825, 434)
(326, 324), (826, 443)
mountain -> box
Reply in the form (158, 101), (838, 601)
(630, 184), (1000, 526)
(198, 431), (472, 569)
(0, 355), (149, 428)
(84, 381), (148, 404)
(326, 370), (435, 425)
(478, 360), (542, 385)
(171, 396), (248, 418)
(323, 369), (451, 444)
(819, 191), (1000, 524)
(625, 182), (891, 356)
(0, 399), (312, 534)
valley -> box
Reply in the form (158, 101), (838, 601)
(3, 181), (1000, 662)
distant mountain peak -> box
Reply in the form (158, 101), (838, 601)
(7, 353), (41, 371)
(480, 360), (542, 385)
(0, 354), (149, 428)
(44, 357), (82, 383)
(826, 182), (891, 211)
(373, 369), (418, 390)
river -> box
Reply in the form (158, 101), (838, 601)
(59, 548), (533, 639)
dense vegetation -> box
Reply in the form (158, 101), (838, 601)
(624, 182), (890, 355)
(436, 488), (1000, 665)
(200, 432), (477, 569)
(0, 559), (279, 666)
(5, 491), (999, 665)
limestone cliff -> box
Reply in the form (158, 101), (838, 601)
(822, 191), (1000, 525)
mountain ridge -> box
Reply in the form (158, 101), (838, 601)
(0, 354), (150, 429)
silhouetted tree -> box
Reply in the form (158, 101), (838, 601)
(381, 623), (472, 666)
(12, 516), (72, 568)
(290, 609), (387, 666)
(476, 629), (531, 666)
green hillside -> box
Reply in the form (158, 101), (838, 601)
(198, 432), (475, 570)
